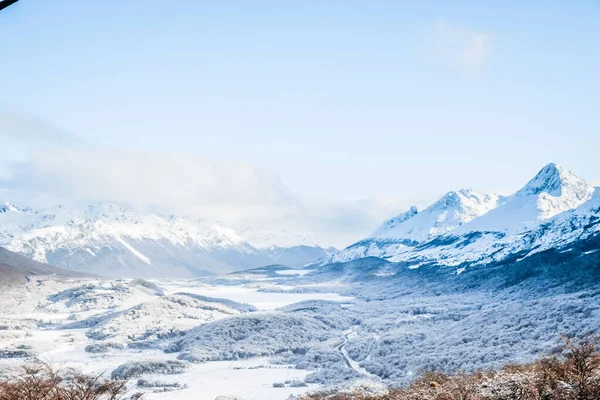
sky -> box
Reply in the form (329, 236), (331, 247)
(0, 0), (599, 247)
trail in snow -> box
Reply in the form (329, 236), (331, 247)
(337, 328), (380, 380)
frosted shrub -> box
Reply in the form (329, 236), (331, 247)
(302, 336), (600, 400)
(476, 371), (540, 400)
(0, 365), (140, 400)
(111, 360), (189, 379)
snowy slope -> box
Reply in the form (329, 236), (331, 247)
(393, 163), (597, 267)
(453, 163), (593, 234)
(0, 203), (326, 278)
(393, 185), (600, 268)
(329, 163), (597, 267)
(373, 189), (501, 241)
(330, 189), (501, 263)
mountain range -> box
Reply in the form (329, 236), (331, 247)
(0, 202), (335, 278)
(329, 163), (599, 271)
(1, 162), (597, 279)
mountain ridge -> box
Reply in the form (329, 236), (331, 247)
(0, 246), (91, 288)
(329, 163), (598, 267)
(0, 202), (330, 278)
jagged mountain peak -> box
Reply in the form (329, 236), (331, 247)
(429, 188), (494, 211)
(0, 202), (35, 215)
(329, 189), (500, 263)
(371, 189), (499, 243)
(0, 202), (20, 213)
(329, 162), (598, 266)
(372, 206), (419, 236)
(517, 163), (591, 198)
(457, 163), (595, 234)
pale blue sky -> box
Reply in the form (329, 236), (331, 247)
(0, 0), (598, 245)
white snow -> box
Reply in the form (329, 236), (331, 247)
(0, 276), (355, 399)
(275, 269), (312, 276)
(0, 202), (329, 277)
(331, 163), (598, 267)
(329, 189), (501, 263)
(159, 281), (353, 311)
(373, 189), (501, 242)
(1, 162), (599, 399)
(0, 202), (247, 257)
(116, 236), (152, 264)
(454, 163), (594, 234)
(142, 358), (313, 400)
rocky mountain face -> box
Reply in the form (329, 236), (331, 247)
(240, 228), (336, 266)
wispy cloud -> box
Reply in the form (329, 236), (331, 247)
(0, 110), (81, 145)
(0, 145), (418, 247)
(2, 147), (295, 220)
(0, 113), (433, 247)
(427, 18), (491, 74)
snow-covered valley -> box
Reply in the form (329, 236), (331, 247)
(2, 251), (599, 400)
(0, 272), (356, 400)
(1, 163), (600, 399)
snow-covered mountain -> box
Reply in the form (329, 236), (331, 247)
(330, 163), (598, 267)
(393, 163), (597, 268)
(330, 189), (502, 262)
(3, 162), (595, 279)
(0, 202), (327, 278)
(374, 189), (501, 242)
(453, 163), (594, 234)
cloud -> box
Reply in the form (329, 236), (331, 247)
(0, 145), (419, 247)
(428, 18), (491, 74)
(0, 112), (432, 247)
(0, 110), (80, 145)
(3, 147), (295, 218)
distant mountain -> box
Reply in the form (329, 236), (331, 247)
(0, 203), (328, 278)
(240, 228), (320, 249)
(329, 163), (598, 269)
(241, 228), (337, 266)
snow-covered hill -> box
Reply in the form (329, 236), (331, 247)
(330, 163), (598, 267)
(0, 246), (89, 288)
(0, 203), (327, 278)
